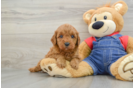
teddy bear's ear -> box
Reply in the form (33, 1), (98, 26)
(111, 1), (128, 16)
(83, 9), (95, 24)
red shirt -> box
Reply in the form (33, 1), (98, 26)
(84, 32), (128, 51)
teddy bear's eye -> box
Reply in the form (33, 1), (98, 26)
(104, 16), (107, 20)
(95, 18), (97, 21)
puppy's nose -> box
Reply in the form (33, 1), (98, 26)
(65, 42), (70, 46)
(92, 21), (104, 30)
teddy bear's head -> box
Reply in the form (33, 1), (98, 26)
(83, 1), (128, 37)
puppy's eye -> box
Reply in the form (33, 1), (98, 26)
(59, 35), (63, 38)
(104, 16), (107, 20)
(71, 35), (74, 38)
(95, 18), (97, 21)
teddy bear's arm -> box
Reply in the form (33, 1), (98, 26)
(126, 36), (133, 53)
(78, 41), (92, 60)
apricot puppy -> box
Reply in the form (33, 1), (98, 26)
(29, 24), (81, 72)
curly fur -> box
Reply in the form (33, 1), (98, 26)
(29, 24), (81, 72)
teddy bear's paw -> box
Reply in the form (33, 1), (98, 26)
(118, 54), (133, 81)
(40, 59), (72, 77)
(42, 64), (72, 77)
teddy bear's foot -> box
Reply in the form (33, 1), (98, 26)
(118, 54), (133, 81)
(40, 58), (72, 77)
(40, 58), (94, 78)
(111, 53), (133, 81)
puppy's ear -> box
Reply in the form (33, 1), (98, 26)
(76, 32), (80, 46)
(111, 1), (128, 16)
(51, 31), (57, 45)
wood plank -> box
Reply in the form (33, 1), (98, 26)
(1, 32), (132, 69)
(1, 68), (133, 88)
(1, 0), (133, 34)
(1, 0), (133, 87)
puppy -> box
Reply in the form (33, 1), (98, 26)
(29, 24), (81, 72)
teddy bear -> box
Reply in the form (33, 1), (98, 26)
(40, 1), (133, 81)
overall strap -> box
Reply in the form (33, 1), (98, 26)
(111, 34), (122, 39)
(111, 34), (128, 51)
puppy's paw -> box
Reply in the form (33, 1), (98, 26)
(70, 59), (79, 70)
(56, 61), (66, 69)
(29, 67), (35, 72)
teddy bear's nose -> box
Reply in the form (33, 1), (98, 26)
(92, 21), (104, 30)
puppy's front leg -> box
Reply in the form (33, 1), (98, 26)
(70, 58), (80, 70)
(56, 56), (66, 69)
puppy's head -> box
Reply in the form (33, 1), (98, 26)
(51, 24), (80, 51)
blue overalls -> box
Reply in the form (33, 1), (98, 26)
(83, 34), (127, 76)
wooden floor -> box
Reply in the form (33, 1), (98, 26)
(1, 0), (133, 69)
(1, 68), (133, 88)
(1, 0), (133, 88)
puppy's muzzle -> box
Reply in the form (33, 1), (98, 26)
(65, 42), (70, 47)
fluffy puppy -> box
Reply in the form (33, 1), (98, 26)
(29, 24), (81, 72)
